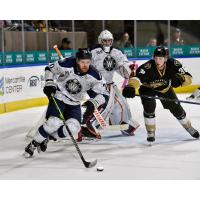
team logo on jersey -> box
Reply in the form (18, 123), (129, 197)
(49, 63), (54, 68)
(144, 63), (151, 69)
(174, 60), (181, 66)
(65, 79), (82, 94)
(139, 68), (145, 74)
(178, 68), (185, 73)
(103, 55), (116, 71)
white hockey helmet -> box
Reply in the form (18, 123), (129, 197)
(98, 30), (114, 52)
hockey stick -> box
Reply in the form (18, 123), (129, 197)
(53, 44), (108, 129)
(135, 94), (200, 105)
(53, 45), (64, 59)
(93, 108), (108, 128)
(98, 123), (129, 131)
(51, 95), (97, 168)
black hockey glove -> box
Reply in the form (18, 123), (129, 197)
(122, 86), (135, 98)
(43, 81), (57, 99)
(171, 73), (185, 88)
(82, 100), (95, 124)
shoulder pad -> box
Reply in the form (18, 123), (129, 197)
(89, 44), (102, 51)
(143, 62), (152, 69)
(112, 47), (123, 54)
(46, 63), (54, 70)
(45, 66), (51, 71)
(87, 65), (102, 80)
(173, 59), (182, 66)
(141, 60), (153, 70)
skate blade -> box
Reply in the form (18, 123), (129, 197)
(22, 152), (32, 158)
(148, 142), (153, 146)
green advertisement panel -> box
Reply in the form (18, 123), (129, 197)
(5, 52), (15, 65)
(25, 52), (35, 64)
(1, 46), (200, 66)
(136, 47), (156, 58)
(121, 48), (134, 58)
(35, 51), (48, 63)
(0, 53), (3, 66)
(49, 51), (60, 63)
(170, 45), (200, 57)
(61, 50), (74, 58)
(49, 50), (75, 62)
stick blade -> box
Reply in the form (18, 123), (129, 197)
(84, 159), (97, 168)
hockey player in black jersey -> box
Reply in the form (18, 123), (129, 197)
(122, 46), (199, 143)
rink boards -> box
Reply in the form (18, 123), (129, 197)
(0, 57), (200, 114)
(0, 65), (48, 114)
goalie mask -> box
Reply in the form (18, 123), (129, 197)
(98, 30), (113, 53)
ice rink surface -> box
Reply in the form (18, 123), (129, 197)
(0, 94), (200, 180)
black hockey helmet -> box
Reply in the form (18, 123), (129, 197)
(76, 48), (92, 60)
(164, 46), (170, 58)
(153, 46), (167, 57)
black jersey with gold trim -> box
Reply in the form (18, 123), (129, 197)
(135, 58), (192, 93)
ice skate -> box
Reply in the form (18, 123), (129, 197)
(121, 124), (140, 136)
(147, 131), (155, 145)
(185, 126), (199, 139)
(80, 126), (101, 141)
(23, 140), (40, 158)
(38, 138), (49, 152)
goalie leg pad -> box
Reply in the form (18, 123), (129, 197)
(110, 85), (140, 129)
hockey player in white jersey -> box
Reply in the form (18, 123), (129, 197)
(81, 30), (140, 139)
(24, 49), (108, 157)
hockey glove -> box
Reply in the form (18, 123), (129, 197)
(43, 81), (57, 99)
(82, 100), (95, 124)
(171, 73), (185, 88)
(122, 86), (135, 98)
(129, 63), (136, 78)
